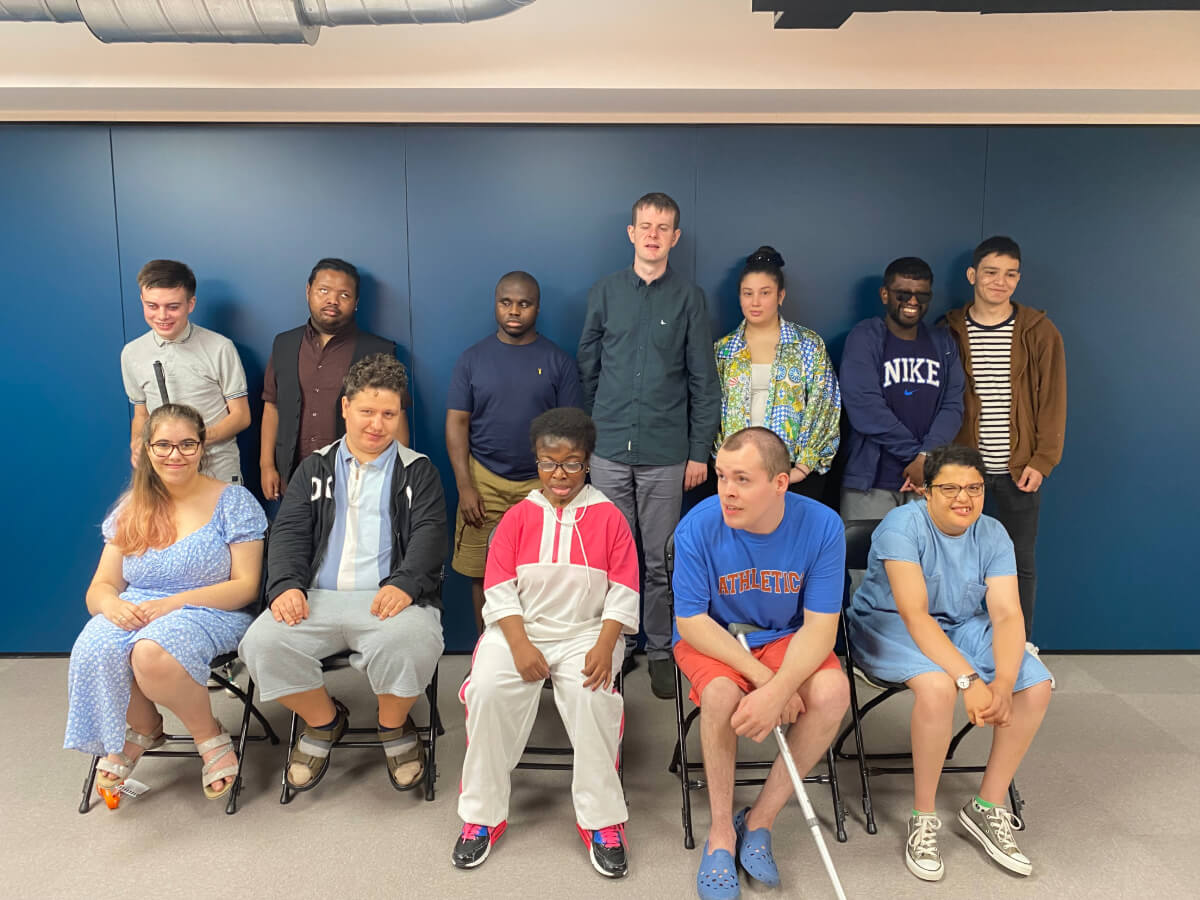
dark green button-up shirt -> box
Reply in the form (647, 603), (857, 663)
(577, 266), (719, 466)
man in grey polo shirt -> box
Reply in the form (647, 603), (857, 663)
(578, 191), (720, 699)
(120, 259), (250, 483)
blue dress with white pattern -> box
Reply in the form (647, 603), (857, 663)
(64, 485), (267, 757)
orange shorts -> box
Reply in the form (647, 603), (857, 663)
(673, 634), (842, 706)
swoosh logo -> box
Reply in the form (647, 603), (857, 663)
(904, 389), (915, 396)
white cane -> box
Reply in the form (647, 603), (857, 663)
(729, 623), (847, 900)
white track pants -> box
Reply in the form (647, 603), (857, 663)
(458, 627), (626, 829)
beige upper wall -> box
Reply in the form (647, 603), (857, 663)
(1, 2), (1199, 121)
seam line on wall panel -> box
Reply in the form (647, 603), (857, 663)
(401, 126), (416, 448)
(979, 127), (990, 241)
(691, 126), (700, 286)
(108, 127), (130, 422)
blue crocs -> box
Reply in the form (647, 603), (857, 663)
(734, 806), (781, 887)
(696, 841), (741, 899)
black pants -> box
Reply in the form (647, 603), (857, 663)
(983, 473), (1041, 640)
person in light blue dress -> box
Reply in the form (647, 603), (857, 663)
(846, 444), (1052, 884)
(65, 403), (266, 801)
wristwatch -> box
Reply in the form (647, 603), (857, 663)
(955, 672), (980, 690)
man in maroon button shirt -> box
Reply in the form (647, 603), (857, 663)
(260, 258), (409, 500)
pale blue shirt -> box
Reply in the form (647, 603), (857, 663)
(311, 440), (397, 591)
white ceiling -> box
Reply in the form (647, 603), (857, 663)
(1, 1), (1199, 122)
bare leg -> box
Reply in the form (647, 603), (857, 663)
(978, 680), (1051, 805)
(907, 671), (957, 813)
(745, 668), (850, 830)
(276, 686), (337, 728)
(130, 640), (236, 792)
(377, 694), (419, 730)
(471, 578), (486, 635)
(699, 677), (744, 854)
(101, 674), (163, 776)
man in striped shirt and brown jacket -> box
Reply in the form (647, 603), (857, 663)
(943, 236), (1066, 641)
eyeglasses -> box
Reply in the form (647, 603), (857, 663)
(148, 439), (202, 458)
(929, 482), (984, 498)
(536, 459), (585, 475)
(888, 289), (932, 304)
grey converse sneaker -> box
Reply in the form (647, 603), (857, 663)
(959, 800), (1032, 876)
(906, 813), (944, 881)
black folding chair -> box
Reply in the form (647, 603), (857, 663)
(834, 518), (1025, 835)
(79, 650), (280, 816)
(515, 671), (625, 785)
(664, 534), (847, 849)
(278, 653), (442, 804)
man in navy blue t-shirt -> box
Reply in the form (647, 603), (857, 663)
(446, 271), (584, 631)
(840, 257), (965, 521)
(672, 427), (848, 895)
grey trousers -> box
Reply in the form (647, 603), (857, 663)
(839, 487), (918, 523)
(589, 455), (685, 661)
(239, 589), (444, 702)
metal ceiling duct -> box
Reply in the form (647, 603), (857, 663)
(0, 0), (535, 43)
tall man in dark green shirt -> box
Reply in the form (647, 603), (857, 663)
(578, 192), (720, 699)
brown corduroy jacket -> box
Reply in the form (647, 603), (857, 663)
(942, 302), (1067, 480)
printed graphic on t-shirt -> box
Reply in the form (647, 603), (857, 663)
(875, 327), (941, 489)
(718, 568), (804, 596)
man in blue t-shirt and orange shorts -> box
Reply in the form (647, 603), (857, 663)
(446, 271), (584, 632)
(672, 426), (848, 899)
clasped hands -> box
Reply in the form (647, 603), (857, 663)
(509, 635), (617, 692)
(270, 585), (414, 626)
(102, 595), (181, 630)
(963, 679), (1014, 727)
(730, 676), (807, 744)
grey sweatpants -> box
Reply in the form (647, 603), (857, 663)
(239, 589), (444, 702)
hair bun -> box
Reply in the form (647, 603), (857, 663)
(747, 246), (785, 268)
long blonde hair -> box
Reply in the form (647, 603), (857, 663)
(111, 404), (206, 556)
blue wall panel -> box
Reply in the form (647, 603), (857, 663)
(405, 125), (699, 653)
(981, 127), (1200, 649)
(0, 126), (126, 652)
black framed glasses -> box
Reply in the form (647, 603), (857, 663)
(887, 288), (932, 304)
(536, 459), (585, 475)
(929, 482), (984, 498)
(148, 439), (202, 458)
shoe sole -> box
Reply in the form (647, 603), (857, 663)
(588, 846), (628, 878)
(905, 852), (944, 882)
(958, 809), (1032, 876)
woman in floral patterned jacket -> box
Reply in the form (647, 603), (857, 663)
(712, 246), (842, 502)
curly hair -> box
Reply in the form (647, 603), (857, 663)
(923, 444), (986, 487)
(343, 353), (408, 401)
(530, 407), (597, 457)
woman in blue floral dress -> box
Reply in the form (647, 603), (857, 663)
(65, 403), (266, 800)
(712, 246), (841, 502)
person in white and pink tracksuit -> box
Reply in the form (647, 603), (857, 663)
(453, 407), (639, 879)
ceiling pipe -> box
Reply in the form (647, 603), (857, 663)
(0, 0), (535, 43)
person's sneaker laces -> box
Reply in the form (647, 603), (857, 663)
(585, 824), (628, 878)
(905, 814), (944, 881)
(452, 821), (505, 869)
(1025, 641), (1056, 689)
(959, 801), (1032, 876)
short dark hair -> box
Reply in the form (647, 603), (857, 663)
(631, 192), (680, 230)
(308, 257), (360, 296)
(719, 426), (791, 478)
(530, 407), (596, 457)
(972, 236), (1021, 270)
(742, 245), (786, 292)
(343, 352), (407, 401)
(137, 260), (196, 297)
(496, 270), (540, 303)
(883, 256), (933, 286)
(923, 444), (986, 486)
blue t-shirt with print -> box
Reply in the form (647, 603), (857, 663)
(875, 324), (941, 490)
(447, 334), (583, 480)
(671, 493), (845, 648)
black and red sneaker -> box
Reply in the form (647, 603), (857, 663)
(452, 820), (507, 870)
(578, 823), (629, 878)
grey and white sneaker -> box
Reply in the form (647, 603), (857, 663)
(959, 800), (1032, 876)
(905, 813), (944, 881)
(1025, 641), (1056, 689)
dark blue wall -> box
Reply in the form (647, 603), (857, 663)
(4, 123), (1196, 653)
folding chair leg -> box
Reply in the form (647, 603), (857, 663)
(280, 711), (299, 805)
(841, 644), (877, 834)
(79, 755), (100, 814)
(946, 721), (974, 760)
(424, 671), (439, 802)
(1009, 780), (1025, 829)
(672, 664), (695, 849)
(825, 747), (848, 843)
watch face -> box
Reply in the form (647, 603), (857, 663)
(956, 675), (971, 689)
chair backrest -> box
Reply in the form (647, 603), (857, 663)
(843, 519), (879, 572)
(664, 533), (676, 615)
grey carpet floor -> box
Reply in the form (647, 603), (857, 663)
(8, 653), (1199, 899)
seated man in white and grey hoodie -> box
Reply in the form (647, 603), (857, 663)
(240, 353), (446, 794)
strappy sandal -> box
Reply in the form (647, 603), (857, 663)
(286, 698), (349, 792)
(379, 717), (425, 792)
(197, 731), (239, 800)
(96, 720), (166, 789)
